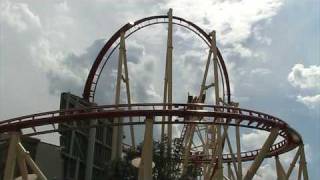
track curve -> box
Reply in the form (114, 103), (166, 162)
(0, 103), (302, 164)
(82, 15), (231, 103)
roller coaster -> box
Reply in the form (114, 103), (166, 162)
(1, 9), (308, 180)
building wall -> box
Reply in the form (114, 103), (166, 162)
(59, 92), (113, 180)
(35, 142), (63, 180)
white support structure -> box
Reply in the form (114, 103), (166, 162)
(17, 143), (47, 180)
(201, 30), (226, 180)
(275, 156), (286, 180)
(244, 128), (279, 180)
(300, 145), (309, 180)
(225, 131), (239, 176)
(111, 31), (136, 159)
(236, 121), (243, 180)
(17, 149), (28, 180)
(166, 8), (173, 152)
(227, 162), (236, 180)
(122, 38), (136, 149)
(3, 133), (48, 180)
(111, 32), (125, 160)
(286, 146), (301, 178)
(212, 30), (223, 180)
(138, 117), (154, 180)
(182, 124), (196, 174)
(4, 133), (19, 180)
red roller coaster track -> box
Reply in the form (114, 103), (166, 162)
(82, 15), (231, 103)
(0, 103), (302, 163)
(1, 13), (308, 179)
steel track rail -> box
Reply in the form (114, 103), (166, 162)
(82, 15), (231, 103)
(0, 103), (302, 164)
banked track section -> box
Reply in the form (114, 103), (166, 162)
(0, 103), (302, 164)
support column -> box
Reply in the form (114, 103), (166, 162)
(4, 133), (48, 180)
(300, 146), (309, 180)
(182, 124), (195, 174)
(85, 119), (97, 180)
(17, 143), (47, 180)
(286, 146), (301, 178)
(3, 132), (19, 180)
(212, 30), (223, 180)
(17, 146), (28, 180)
(122, 36), (136, 149)
(166, 8), (173, 154)
(275, 156), (286, 180)
(201, 30), (215, 180)
(236, 121), (242, 180)
(138, 117), (154, 180)
(244, 128), (279, 180)
(111, 32), (126, 160)
(199, 44), (212, 97)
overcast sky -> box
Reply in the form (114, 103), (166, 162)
(0, 0), (319, 179)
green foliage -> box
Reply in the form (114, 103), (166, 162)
(104, 150), (138, 180)
(104, 139), (200, 180)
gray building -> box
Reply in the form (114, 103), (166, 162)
(0, 92), (113, 180)
(59, 92), (113, 180)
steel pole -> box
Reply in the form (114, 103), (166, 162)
(212, 30), (223, 180)
(138, 117), (154, 180)
(244, 128), (279, 180)
(17, 142), (48, 180)
(111, 32), (125, 160)
(166, 8), (173, 155)
(3, 132), (19, 180)
(275, 156), (287, 180)
(85, 119), (97, 180)
(122, 33), (136, 149)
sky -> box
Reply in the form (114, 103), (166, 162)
(0, 0), (319, 179)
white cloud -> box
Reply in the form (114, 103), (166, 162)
(165, 0), (284, 58)
(251, 68), (272, 75)
(0, 0), (41, 32)
(241, 130), (269, 150)
(288, 64), (320, 90)
(297, 94), (320, 109)
(288, 64), (320, 109)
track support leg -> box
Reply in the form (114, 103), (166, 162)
(275, 156), (286, 180)
(3, 133), (48, 180)
(138, 117), (154, 180)
(3, 133), (19, 180)
(244, 128), (279, 180)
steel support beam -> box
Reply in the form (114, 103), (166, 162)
(17, 146), (28, 180)
(182, 124), (195, 174)
(300, 146), (309, 180)
(4, 133), (48, 180)
(85, 119), (97, 180)
(166, 8), (173, 154)
(199, 43), (212, 98)
(3, 133), (19, 180)
(286, 146), (301, 178)
(226, 131), (238, 175)
(212, 30), (223, 180)
(17, 142), (48, 180)
(227, 162), (236, 180)
(236, 121), (243, 180)
(244, 128), (279, 180)
(122, 36), (136, 149)
(138, 117), (154, 180)
(275, 156), (286, 180)
(111, 32), (126, 160)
